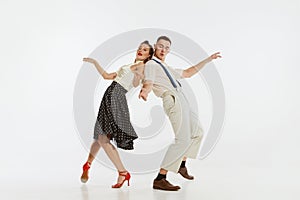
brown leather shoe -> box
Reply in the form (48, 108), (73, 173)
(178, 167), (194, 180)
(153, 178), (181, 191)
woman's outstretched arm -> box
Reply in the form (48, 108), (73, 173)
(83, 57), (117, 80)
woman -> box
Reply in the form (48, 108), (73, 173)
(80, 41), (154, 188)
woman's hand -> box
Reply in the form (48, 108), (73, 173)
(82, 57), (112, 79)
(133, 70), (144, 79)
(83, 57), (97, 64)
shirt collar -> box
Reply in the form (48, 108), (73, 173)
(153, 56), (167, 64)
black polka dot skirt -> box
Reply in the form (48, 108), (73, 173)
(94, 81), (138, 150)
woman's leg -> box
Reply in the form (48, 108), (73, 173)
(98, 134), (127, 183)
(87, 140), (102, 163)
(81, 139), (102, 183)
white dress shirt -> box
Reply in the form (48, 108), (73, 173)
(144, 57), (183, 97)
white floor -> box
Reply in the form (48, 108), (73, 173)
(1, 159), (299, 200)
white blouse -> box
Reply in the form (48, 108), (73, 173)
(114, 61), (142, 91)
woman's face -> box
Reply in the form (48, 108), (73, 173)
(135, 43), (151, 61)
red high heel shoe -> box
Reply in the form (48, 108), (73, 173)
(80, 162), (91, 183)
(111, 171), (131, 188)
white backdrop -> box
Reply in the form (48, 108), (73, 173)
(0, 0), (299, 199)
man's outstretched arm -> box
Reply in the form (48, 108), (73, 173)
(182, 52), (221, 78)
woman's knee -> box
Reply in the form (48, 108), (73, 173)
(97, 135), (110, 146)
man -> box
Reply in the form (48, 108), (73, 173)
(139, 36), (221, 191)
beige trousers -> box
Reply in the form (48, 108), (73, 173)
(160, 89), (203, 173)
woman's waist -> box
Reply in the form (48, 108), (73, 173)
(111, 80), (129, 93)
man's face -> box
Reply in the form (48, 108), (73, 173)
(154, 39), (171, 61)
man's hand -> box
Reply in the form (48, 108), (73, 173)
(210, 52), (222, 60)
(139, 88), (148, 101)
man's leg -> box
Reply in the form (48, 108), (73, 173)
(160, 92), (192, 173)
(153, 168), (181, 191)
(178, 157), (194, 180)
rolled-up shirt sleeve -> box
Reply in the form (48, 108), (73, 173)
(174, 68), (184, 79)
(144, 60), (157, 83)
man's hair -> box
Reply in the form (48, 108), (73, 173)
(156, 36), (172, 45)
